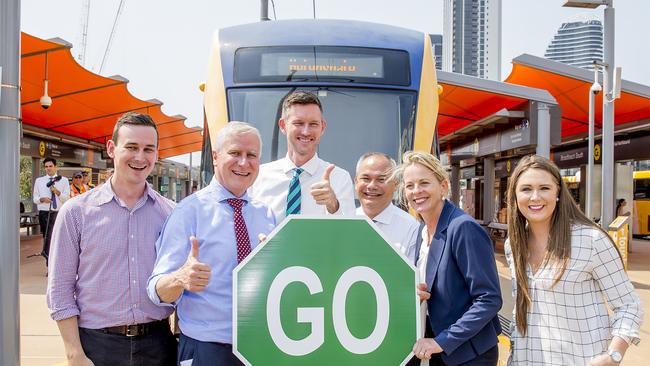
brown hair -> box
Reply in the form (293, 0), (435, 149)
(111, 112), (158, 145)
(506, 154), (617, 335)
(281, 91), (323, 120)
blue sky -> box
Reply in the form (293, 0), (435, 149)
(21, 0), (649, 163)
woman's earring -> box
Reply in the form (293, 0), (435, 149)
(556, 197), (560, 202)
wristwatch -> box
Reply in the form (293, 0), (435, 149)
(607, 349), (623, 364)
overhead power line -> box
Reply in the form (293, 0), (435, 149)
(271, 0), (277, 20)
(99, 0), (127, 74)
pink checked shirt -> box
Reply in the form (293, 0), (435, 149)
(46, 181), (175, 329)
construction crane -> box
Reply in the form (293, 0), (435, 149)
(76, 0), (90, 66)
(99, 0), (127, 74)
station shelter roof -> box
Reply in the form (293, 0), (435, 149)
(505, 54), (650, 139)
(436, 70), (557, 144)
(20, 32), (202, 159)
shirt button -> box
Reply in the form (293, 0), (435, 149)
(130, 234), (134, 239)
(131, 257), (135, 262)
(132, 304), (137, 308)
(133, 280), (137, 284)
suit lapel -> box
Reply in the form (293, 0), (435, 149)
(425, 201), (455, 287)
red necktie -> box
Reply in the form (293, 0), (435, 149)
(227, 198), (252, 263)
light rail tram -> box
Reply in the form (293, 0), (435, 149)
(200, 19), (441, 182)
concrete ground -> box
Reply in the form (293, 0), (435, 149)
(18, 233), (650, 365)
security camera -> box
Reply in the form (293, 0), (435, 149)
(590, 82), (602, 94)
(40, 95), (52, 109)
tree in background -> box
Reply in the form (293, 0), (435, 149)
(19, 156), (33, 209)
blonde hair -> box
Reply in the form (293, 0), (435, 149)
(394, 151), (449, 219)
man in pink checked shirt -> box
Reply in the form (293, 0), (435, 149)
(46, 112), (177, 366)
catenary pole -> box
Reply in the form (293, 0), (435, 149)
(260, 0), (270, 21)
(0, 0), (22, 364)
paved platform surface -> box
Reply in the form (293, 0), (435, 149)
(17, 233), (650, 365)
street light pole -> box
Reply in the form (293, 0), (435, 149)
(601, 2), (615, 226)
(563, 0), (615, 226)
(587, 65), (602, 221)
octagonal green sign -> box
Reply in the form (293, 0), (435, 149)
(233, 216), (419, 366)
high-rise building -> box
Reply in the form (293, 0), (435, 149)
(443, 0), (502, 80)
(544, 14), (603, 70)
(429, 34), (443, 70)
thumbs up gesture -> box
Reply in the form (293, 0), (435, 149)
(310, 164), (339, 214)
(176, 236), (212, 292)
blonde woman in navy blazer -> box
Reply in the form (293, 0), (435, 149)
(400, 151), (502, 366)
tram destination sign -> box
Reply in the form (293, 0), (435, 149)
(235, 46), (410, 86)
(233, 217), (419, 366)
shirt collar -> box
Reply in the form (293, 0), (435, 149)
(208, 177), (250, 204)
(281, 153), (320, 176)
(95, 179), (155, 206)
(372, 204), (396, 225)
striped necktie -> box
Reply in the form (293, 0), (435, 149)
(286, 167), (304, 216)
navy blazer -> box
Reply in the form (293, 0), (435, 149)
(415, 200), (502, 366)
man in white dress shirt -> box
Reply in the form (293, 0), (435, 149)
(251, 91), (355, 222)
(32, 157), (70, 265)
(354, 152), (419, 263)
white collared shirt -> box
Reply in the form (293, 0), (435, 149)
(356, 203), (419, 264)
(251, 154), (355, 223)
(32, 174), (71, 211)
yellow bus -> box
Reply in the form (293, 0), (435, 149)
(634, 170), (650, 237)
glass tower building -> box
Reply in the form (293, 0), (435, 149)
(545, 14), (603, 70)
(443, 0), (502, 80)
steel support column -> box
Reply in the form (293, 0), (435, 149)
(535, 103), (551, 158)
(450, 164), (460, 205)
(483, 158), (495, 223)
(0, 0), (22, 364)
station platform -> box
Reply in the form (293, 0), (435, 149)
(17, 232), (650, 365)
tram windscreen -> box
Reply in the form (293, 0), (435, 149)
(227, 88), (416, 176)
(235, 47), (410, 86)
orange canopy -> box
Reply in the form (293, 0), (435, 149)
(20, 32), (201, 159)
(436, 70), (557, 140)
(505, 54), (650, 139)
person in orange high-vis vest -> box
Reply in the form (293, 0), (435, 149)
(70, 171), (88, 198)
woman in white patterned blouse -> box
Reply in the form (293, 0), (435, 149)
(505, 155), (643, 366)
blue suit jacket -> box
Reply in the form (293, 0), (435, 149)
(415, 200), (502, 365)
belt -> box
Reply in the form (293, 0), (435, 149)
(100, 319), (170, 337)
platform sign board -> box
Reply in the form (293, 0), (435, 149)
(233, 216), (419, 366)
(608, 215), (630, 270)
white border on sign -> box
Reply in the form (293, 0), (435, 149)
(232, 215), (421, 366)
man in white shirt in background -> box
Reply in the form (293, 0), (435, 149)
(355, 152), (419, 263)
(32, 157), (70, 266)
(251, 91), (355, 222)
